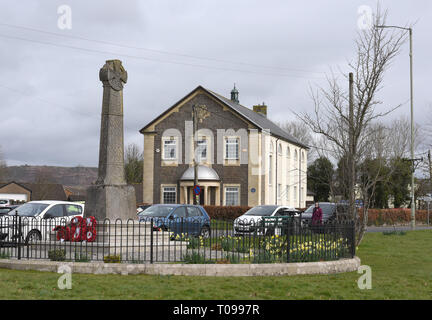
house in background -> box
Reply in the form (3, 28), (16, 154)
(0, 181), (68, 203)
(140, 85), (308, 208)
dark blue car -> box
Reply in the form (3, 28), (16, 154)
(137, 204), (211, 238)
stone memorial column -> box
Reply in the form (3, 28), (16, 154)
(85, 59), (136, 220)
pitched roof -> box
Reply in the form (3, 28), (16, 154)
(22, 183), (68, 201)
(140, 86), (308, 148)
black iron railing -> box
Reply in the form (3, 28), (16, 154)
(0, 213), (355, 264)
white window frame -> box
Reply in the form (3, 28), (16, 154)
(225, 137), (239, 160)
(224, 186), (240, 206)
(162, 138), (177, 160)
(269, 154), (273, 186)
(162, 186), (177, 204)
(196, 138), (207, 162)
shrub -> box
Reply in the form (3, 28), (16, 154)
(0, 251), (10, 259)
(382, 230), (407, 236)
(103, 254), (121, 263)
(203, 206), (251, 220)
(182, 252), (214, 264)
(363, 208), (430, 226)
(48, 249), (66, 261)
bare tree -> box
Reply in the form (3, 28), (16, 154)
(296, 7), (407, 245)
(125, 143), (143, 184)
(0, 146), (6, 182)
(277, 120), (317, 162)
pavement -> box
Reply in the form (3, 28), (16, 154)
(365, 225), (432, 233)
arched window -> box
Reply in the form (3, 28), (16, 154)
(286, 147), (290, 159)
(294, 149), (298, 162)
(301, 151), (305, 163)
(278, 143), (282, 155)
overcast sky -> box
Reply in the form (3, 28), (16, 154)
(0, 0), (430, 167)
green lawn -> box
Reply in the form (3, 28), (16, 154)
(0, 230), (431, 299)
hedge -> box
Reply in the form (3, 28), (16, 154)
(364, 208), (430, 226)
(203, 206), (251, 220)
(202, 206), (431, 226)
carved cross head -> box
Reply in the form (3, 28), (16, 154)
(99, 59), (128, 91)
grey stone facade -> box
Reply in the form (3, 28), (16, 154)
(152, 93), (249, 205)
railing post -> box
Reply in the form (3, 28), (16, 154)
(150, 218), (154, 264)
(286, 217), (291, 263)
(351, 221), (356, 258)
(16, 212), (21, 260)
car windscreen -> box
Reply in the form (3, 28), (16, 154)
(0, 200), (8, 205)
(0, 208), (11, 214)
(138, 205), (175, 217)
(8, 203), (49, 217)
(244, 206), (278, 216)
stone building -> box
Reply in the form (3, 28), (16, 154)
(140, 86), (308, 207)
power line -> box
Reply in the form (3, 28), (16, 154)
(0, 33), (326, 80)
(0, 22), (327, 76)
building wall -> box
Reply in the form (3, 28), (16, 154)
(143, 89), (250, 206)
(141, 88), (308, 207)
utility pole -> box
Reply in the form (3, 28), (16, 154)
(376, 25), (415, 229)
(428, 150), (431, 186)
(192, 104), (199, 205)
(409, 27), (416, 230)
(348, 72), (355, 221)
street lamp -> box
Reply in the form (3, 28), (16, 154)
(375, 25), (415, 229)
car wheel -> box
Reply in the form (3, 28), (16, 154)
(200, 226), (210, 239)
(25, 230), (41, 244)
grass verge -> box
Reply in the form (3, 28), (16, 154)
(0, 230), (430, 299)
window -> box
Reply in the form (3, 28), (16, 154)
(301, 151), (305, 163)
(163, 139), (177, 160)
(225, 138), (239, 160)
(196, 139), (207, 162)
(294, 150), (298, 162)
(286, 185), (290, 201)
(173, 206), (186, 218)
(293, 186), (297, 202)
(225, 187), (239, 205)
(278, 144), (282, 155)
(187, 206), (202, 217)
(269, 155), (273, 185)
(45, 204), (64, 218)
(163, 186), (176, 204)
(65, 204), (82, 216)
(286, 147), (290, 159)
(278, 184), (282, 199)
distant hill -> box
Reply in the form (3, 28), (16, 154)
(2, 165), (98, 186)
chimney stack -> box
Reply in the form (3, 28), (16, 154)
(253, 102), (267, 117)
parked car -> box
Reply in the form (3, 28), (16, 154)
(136, 204), (152, 215)
(137, 204), (211, 238)
(0, 199), (11, 206)
(0, 205), (20, 217)
(234, 205), (300, 236)
(301, 202), (349, 226)
(0, 201), (84, 243)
